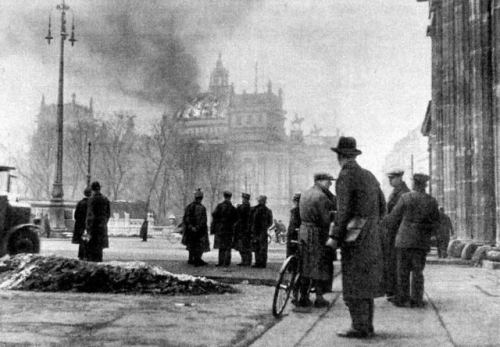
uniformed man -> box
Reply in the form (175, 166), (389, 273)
(212, 191), (238, 267)
(383, 169), (410, 301)
(72, 187), (92, 260)
(385, 173), (440, 308)
(182, 189), (210, 267)
(286, 193), (301, 258)
(328, 137), (386, 338)
(297, 173), (336, 308)
(250, 195), (273, 268)
(234, 193), (252, 266)
(437, 207), (453, 258)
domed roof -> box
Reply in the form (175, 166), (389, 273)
(176, 92), (229, 119)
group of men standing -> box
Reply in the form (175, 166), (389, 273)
(287, 136), (451, 339)
(72, 181), (111, 262)
(181, 189), (273, 268)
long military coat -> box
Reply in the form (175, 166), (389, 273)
(212, 200), (237, 249)
(182, 201), (210, 253)
(438, 211), (453, 243)
(299, 183), (336, 280)
(332, 160), (386, 300)
(250, 204), (273, 249)
(72, 197), (89, 244)
(385, 191), (440, 251)
(286, 206), (301, 257)
(383, 181), (410, 292)
(233, 202), (252, 252)
(86, 192), (111, 251)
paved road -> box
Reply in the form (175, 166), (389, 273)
(6, 236), (499, 346)
(251, 263), (500, 347)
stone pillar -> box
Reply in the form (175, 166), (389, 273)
(468, 0), (496, 244)
(430, 1), (445, 209)
(453, 0), (468, 238)
(441, 0), (458, 232)
(492, 0), (500, 246)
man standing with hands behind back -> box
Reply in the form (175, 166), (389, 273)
(328, 136), (386, 339)
(86, 181), (111, 262)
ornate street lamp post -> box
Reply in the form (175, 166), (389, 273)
(45, 0), (76, 232)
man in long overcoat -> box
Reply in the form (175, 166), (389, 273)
(233, 193), (252, 266)
(383, 169), (410, 300)
(212, 191), (237, 267)
(298, 173), (336, 308)
(86, 181), (111, 262)
(384, 173), (440, 307)
(182, 189), (210, 266)
(328, 137), (386, 338)
(72, 187), (91, 260)
(249, 195), (273, 268)
(437, 207), (453, 258)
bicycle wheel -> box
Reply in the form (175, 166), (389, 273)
(272, 255), (299, 317)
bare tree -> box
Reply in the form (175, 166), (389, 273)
(93, 112), (137, 201)
(138, 113), (180, 224)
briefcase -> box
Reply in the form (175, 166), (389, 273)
(345, 217), (367, 243)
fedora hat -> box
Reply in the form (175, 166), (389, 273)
(330, 136), (362, 156)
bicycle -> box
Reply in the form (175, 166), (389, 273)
(272, 239), (313, 317)
(267, 227), (286, 245)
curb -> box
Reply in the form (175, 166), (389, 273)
(206, 276), (276, 286)
(426, 257), (472, 266)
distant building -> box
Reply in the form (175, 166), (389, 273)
(381, 127), (429, 196)
(177, 55), (341, 219)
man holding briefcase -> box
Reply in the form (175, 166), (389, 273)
(328, 137), (386, 339)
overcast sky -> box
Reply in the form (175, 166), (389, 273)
(0, 0), (430, 180)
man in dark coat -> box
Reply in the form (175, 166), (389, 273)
(86, 181), (111, 262)
(286, 193), (301, 258)
(384, 173), (440, 308)
(328, 137), (386, 338)
(234, 193), (252, 266)
(298, 173), (336, 308)
(212, 191), (237, 267)
(437, 207), (453, 258)
(182, 189), (210, 266)
(383, 169), (410, 300)
(250, 195), (273, 268)
(72, 187), (92, 260)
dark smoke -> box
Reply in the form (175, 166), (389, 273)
(3, 0), (262, 111)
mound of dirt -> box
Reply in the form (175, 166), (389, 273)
(0, 254), (237, 295)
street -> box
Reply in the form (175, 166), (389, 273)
(0, 237), (498, 346)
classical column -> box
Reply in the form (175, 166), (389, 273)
(430, 1), (445, 209)
(453, 0), (467, 238)
(441, 0), (458, 228)
(492, 0), (500, 245)
(469, 0), (496, 244)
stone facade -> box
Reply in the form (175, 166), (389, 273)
(177, 56), (341, 219)
(420, 0), (498, 245)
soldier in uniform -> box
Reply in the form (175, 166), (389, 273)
(250, 195), (273, 268)
(212, 191), (237, 267)
(182, 189), (210, 267)
(384, 173), (440, 308)
(233, 193), (252, 266)
(383, 169), (410, 301)
(297, 173), (336, 308)
(328, 137), (386, 338)
(86, 181), (111, 262)
(437, 207), (453, 258)
(72, 187), (92, 260)
(286, 193), (301, 258)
